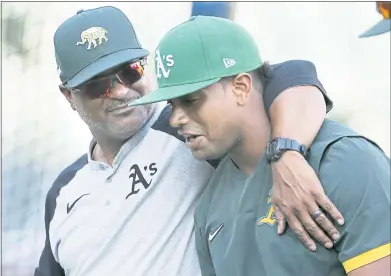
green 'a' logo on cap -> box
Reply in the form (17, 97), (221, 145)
(155, 49), (175, 79)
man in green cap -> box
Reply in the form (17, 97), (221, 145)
(130, 16), (391, 276)
(360, 1), (390, 38)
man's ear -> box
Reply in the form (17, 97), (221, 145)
(231, 73), (252, 106)
(59, 84), (76, 111)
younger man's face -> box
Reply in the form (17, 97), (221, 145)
(168, 80), (243, 161)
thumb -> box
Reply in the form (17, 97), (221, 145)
(273, 205), (287, 235)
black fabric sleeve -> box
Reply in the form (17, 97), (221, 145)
(263, 60), (333, 113)
(34, 154), (88, 276)
(34, 186), (65, 276)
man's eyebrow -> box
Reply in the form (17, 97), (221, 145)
(187, 90), (203, 97)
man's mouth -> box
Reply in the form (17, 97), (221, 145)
(108, 97), (140, 112)
(177, 131), (204, 150)
(178, 131), (202, 142)
(184, 134), (201, 143)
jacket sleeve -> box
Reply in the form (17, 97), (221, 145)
(34, 154), (88, 276)
(34, 183), (65, 276)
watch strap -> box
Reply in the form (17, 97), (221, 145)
(266, 137), (308, 162)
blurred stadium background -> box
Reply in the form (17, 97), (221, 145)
(1, 2), (390, 275)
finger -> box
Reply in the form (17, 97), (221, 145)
(273, 205), (287, 235)
(315, 212), (341, 242)
(298, 211), (334, 249)
(316, 194), (344, 226)
(285, 215), (317, 252)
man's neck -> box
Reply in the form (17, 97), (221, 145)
(229, 111), (271, 176)
(92, 135), (127, 166)
(91, 103), (157, 166)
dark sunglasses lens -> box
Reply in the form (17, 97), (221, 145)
(119, 62), (144, 85)
(77, 60), (145, 98)
(83, 79), (110, 98)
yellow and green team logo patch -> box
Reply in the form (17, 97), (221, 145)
(257, 190), (277, 226)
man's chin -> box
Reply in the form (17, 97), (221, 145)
(108, 116), (149, 139)
(191, 148), (226, 162)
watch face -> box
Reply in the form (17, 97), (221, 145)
(269, 140), (279, 153)
(267, 140), (279, 157)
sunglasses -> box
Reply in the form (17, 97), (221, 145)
(68, 58), (147, 99)
(377, 1), (390, 19)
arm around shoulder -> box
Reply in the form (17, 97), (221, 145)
(266, 60), (345, 247)
(265, 60), (331, 147)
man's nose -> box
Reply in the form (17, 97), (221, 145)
(108, 79), (129, 98)
(169, 106), (189, 128)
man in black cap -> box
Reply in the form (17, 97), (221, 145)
(35, 6), (345, 276)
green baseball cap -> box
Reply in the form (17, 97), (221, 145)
(54, 6), (149, 88)
(129, 16), (263, 106)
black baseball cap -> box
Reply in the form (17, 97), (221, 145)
(54, 6), (149, 88)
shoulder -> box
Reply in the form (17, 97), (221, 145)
(50, 154), (88, 191)
(319, 136), (389, 209)
(45, 154), (88, 211)
(319, 136), (389, 182)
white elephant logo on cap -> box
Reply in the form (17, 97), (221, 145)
(76, 27), (108, 50)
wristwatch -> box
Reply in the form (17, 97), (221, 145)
(266, 137), (308, 162)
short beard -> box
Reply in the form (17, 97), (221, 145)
(76, 103), (154, 141)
